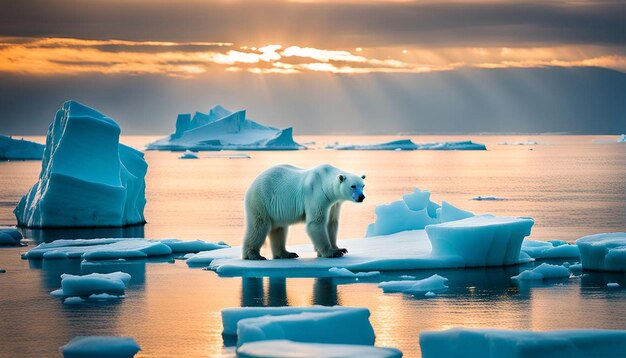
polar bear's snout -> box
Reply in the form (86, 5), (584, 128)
(352, 189), (366, 203)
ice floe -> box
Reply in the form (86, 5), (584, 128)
(419, 328), (626, 358)
(237, 340), (402, 358)
(51, 271), (131, 297)
(221, 306), (365, 336)
(519, 239), (579, 259)
(329, 139), (486, 150)
(236, 309), (375, 347)
(14, 100), (147, 228)
(60, 336), (140, 357)
(205, 153), (251, 159)
(179, 150), (198, 159)
(0, 227), (23, 245)
(498, 140), (540, 146)
(511, 263), (570, 281)
(378, 274), (448, 296)
(619, 134), (625, 143)
(607, 282), (621, 288)
(0, 134), (44, 160)
(576, 232), (626, 271)
(471, 196), (507, 201)
(146, 105), (303, 151)
(23, 238), (226, 260)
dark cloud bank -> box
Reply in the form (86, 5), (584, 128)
(1, 67), (624, 135)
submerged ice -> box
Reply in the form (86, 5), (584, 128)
(0, 134), (44, 160)
(237, 340), (402, 358)
(146, 105), (303, 151)
(14, 100), (147, 228)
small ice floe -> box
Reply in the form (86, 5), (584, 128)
(619, 134), (625, 143)
(0, 227), (23, 246)
(576, 233), (626, 271)
(205, 153), (251, 159)
(235, 309), (375, 347)
(420, 328), (626, 358)
(159, 239), (228, 253)
(471, 196), (507, 201)
(424, 291), (437, 298)
(327, 267), (380, 278)
(51, 271), (131, 298)
(520, 240), (580, 259)
(379, 274), (448, 296)
(511, 263), (570, 281)
(221, 306), (362, 336)
(498, 140), (540, 145)
(607, 283), (621, 288)
(60, 336), (140, 357)
(179, 150), (198, 159)
(329, 139), (486, 151)
(399, 275), (416, 279)
(0, 134), (44, 160)
(237, 340), (402, 358)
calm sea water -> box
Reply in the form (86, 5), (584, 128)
(0, 135), (625, 357)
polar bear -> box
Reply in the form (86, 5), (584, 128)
(242, 164), (366, 260)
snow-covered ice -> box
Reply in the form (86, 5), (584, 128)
(23, 238), (226, 260)
(146, 105), (303, 151)
(471, 196), (507, 201)
(0, 134), (44, 160)
(419, 328), (626, 358)
(329, 139), (486, 150)
(379, 274), (448, 296)
(236, 309), (375, 347)
(576, 233), (626, 271)
(221, 306), (365, 336)
(14, 100), (147, 228)
(327, 267), (380, 278)
(237, 340), (402, 358)
(519, 239), (579, 259)
(52, 271), (131, 297)
(60, 336), (140, 357)
(179, 150), (198, 159)
(0, 227), (22, 245)
(511, 263), (570, 281)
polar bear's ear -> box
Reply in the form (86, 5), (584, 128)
(337, 174), (345, 183)
(361, 174), (366, 180)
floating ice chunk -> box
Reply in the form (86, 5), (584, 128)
(576, 233), (626, 271)
(511, 263), (570, 280)
(179, 150), (198, 159)
(471, 196), (507, 201)
(437, 201), (474, 223)
(159, 239), (229, 253)
(327, 267), (380, 278)
(399, 275), (416, 279)
(618, 134), (625, 143)
(147, 106), (303, 151)
(0, 227), (22, 245)
(426, 215), (534, 267)
(521, 240), (580, 259)
(14, 100), (147, 228)
(53, 272), (131, 297)
(204, 153), (251, 159)
(330, 139), (486, 150)
(419, 328), (626, 358)
(63, 297), (85, 305)
(0, 134), (44, 160)
(236, 309), (375, 347)
(569, 263), (583, 271)
(425, 291), (436, 298)
(498, 140), (540, 146)
(222, 306), (363, 336)
(379, 274), (448, 295)
(607, 282), (621, 288)
(237, 340), (402, 358)
(24, 238), (171, 260)
(60, 336), (140, 357)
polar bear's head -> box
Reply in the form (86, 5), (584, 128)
(337, 173), (366, 203)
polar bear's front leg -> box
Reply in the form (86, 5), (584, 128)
(270, 226), (299, 259)
(328, 203), (348, 254)
(306, 216), (345, 258)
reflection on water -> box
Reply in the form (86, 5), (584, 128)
(0, 135), (625, 357)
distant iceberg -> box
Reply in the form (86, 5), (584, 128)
(146, 105), (304, 151)
(619, 134), (625, 143)
(0, 134), (44, 160)
(14, 100), (148, 228)
(179, 150), (198, 159)
(329, 139), (486, 150)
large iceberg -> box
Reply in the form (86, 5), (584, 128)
(14, 100), (147, 228)
(419, 328), (626, 358)
(0, 134), (44, 160)
(576, 232), (626, 271)
(329, 139), (486, 150)
(237, 340), (402, 358)
(60, 336), (140, 358)
(146, 105), (303, 151)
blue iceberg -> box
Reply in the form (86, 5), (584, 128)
(330, 139), (486, 150)
(0, 134), (44, 160)
(14, 100), (148, 228)
(146, 105), (304, 151)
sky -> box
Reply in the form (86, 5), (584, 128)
(0, 0), (624, 134)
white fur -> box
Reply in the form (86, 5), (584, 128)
(242, 164), (365, 260)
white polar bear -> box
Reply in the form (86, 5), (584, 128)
(242, 164), (366, 260)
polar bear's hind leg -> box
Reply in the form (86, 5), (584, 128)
(270, 226), (299, 259)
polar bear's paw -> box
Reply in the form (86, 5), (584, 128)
(275, 251), (299, 259)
